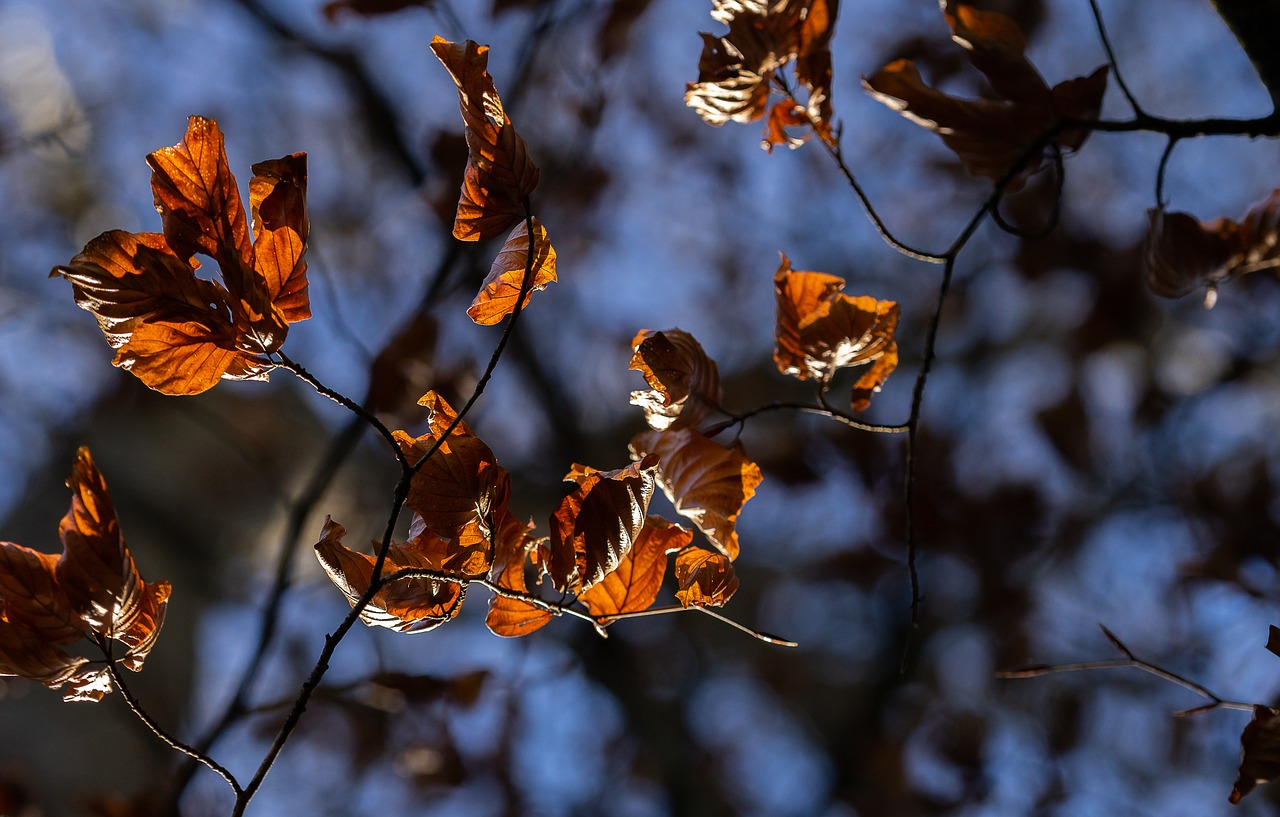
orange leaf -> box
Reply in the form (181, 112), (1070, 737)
(1143, 190), (1280, 300)
(773, 255), (898, 410)
(485, 532), (554, 638)
(396, 391), (511, 544)
(547, 456), (659, 594)
(629, 328), (723, 430)
(314, 517), (466, 634)
(673, 546), (739, 608)
(52, 117), (310, 395)
(1231, 705), (1280, 803)
(862, 2), (1106, 188)
(467, 218), (557, 325)
(431, 37), (540, 241)
(630, 428), (761, 560)
(0, 448), (170, 701)
(579, 516), (692, 620)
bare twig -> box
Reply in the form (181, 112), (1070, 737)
(1155, 135), (1179, 208)
(276, 353), (406, 469)
(1087, 0), (1146, 117)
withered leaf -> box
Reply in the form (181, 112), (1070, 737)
(0, 448), (170, 701)
(1144, 190), (1280, 300)
(431, 37), (540, 241)
(1231, 705), (1280, 803)
(773, 254), (898, 410)
(396, 391), (510, 544)
(52, 116), (309, 395)
(579, 516), (692, 620)
(485, 517), (553, 638)
(685, 0), (840, 150)
(547, 456), (659, 594)
(314, 517), (466, 634)
(673, 546), (739, 607)
(630, 428), (761, 560)
(862, 1), (1106, 188)
(467, 218), (557, 325)
(629, 328), (723, 431)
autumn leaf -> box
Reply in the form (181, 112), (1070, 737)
(485, 514), (553, 637)
(547, 457), (660, 594)
(579, 516), (692, 620)
(862, 1), (1106, 188)
(0, 447), (170, 701)
(396, 391), (511, 544)
(314, 517), (467, 634)
(629, 329), (723, 431)
(773, 254), (898, 411)
(630, 428), (761, 560)
(1144, 190), (1280, 301)
(467, 218), (557, 325)
(673, 546), (739, 607)
(1231, 705), (1280, 803)
(685, 0), (840, 150)
(52, 116), (309, 395)
(431, 37), (540, 241)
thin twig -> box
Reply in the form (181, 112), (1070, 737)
(96, 637), (242, 797)
(718, 400), (908, 435)
(990, 146), (1065, 240)
(1087, 0), (1146, 117)
(276, 353), (406, 468)
(998, 624), (1258, 715)
(1155, 135), (1179, 208)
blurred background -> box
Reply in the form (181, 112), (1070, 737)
(3, 0), (1280, 814)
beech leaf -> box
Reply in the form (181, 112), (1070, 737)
(467, 218), (557, 325)
(486, 515), (553, 637)
(1144, 190), (1280, 301)
(547, 456), (660, 594)
(674, 546), (739, 607)
(630, 428), (761, 560)
(431, 37), (540, 241)
(0, 448), (170, 701)
(52, 116), (310, 395)
(1232, 705), (1280, 803)
(628, 328), (723, 431)
(579, 516), (692, 620)
(773, 254), (898, 410)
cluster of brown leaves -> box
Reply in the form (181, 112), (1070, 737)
(53, 116), (310, 395)
(1144, 189), (1280, 302)
(685, 0), (841, 151)
(0, 449), (169, 701)
(863, 0), (1107, 189)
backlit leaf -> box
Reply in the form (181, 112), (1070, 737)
(431, 37), (540, 240)
(862, 1), (1106, 188)
(630, 428), (761, 560)
(1232, 705), (1280, 803)
(629, 328), (723, 431)
(580, 516), (692, 620)
(1144, 190), (1280, 301)
(547, 456), (659, 594)
(674, 546), (739, 607)
(486, 517), (553, 637)
(773, 254), (898, 410)
(467, 218), (557, 325)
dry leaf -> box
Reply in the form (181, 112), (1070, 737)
(629, 328), (723, 430)
(1144, 190), (1280, 300)
(579, 516), (692, 620)
(485, 517), (553, 637)
(467, 218), (557, 325)
(630, 428), (761, 560)
(1231, 705), (1280, 803)
(673, 546), (739, 607)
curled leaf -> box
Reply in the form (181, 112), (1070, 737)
(862, 1), (1106, 188)
(468, 218), (557, 325)
(674, 546), (739, 607)
(579, 516), (692, 620)
(485, 515), (553, 637)
(1144, 190), (1280, 300)
(1231, 705), (1280, 803)
(547, 456), (659, 594)
(630, 428), (761, 560)
(773, 254), (898, 410)
(431, 37), (540, 241)
(629, 329), (723, 430)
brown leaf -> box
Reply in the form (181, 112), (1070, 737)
(431, 38), (540, 241)
(862, 2), (1106, 187)
(314, 517), (466, 634)
(629, 329), (723, 430)
(630, 428), (761, 560)
(52, 117), (310, 394)
(467, 218), (557, 325)
(0, 448), (170, 701)
(685, 0), (839, 149)
(673, 546), (739, 607)
(1267, 625), (1280, 659)
(547, 456), (659, 594)
(1232, 705), (1280, 803)
(579, 516), (692, 620)
(773, 254), (898, 410)
(396, 391), (511, 544)
(1144, 190), (1280, 300)
(485, 521), (553, 638)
